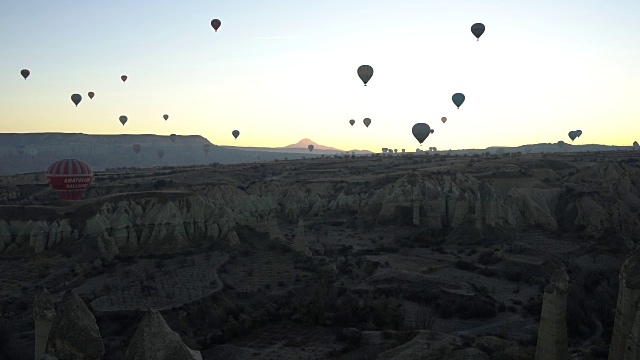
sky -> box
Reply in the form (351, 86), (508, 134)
(1, 0), (639, 152)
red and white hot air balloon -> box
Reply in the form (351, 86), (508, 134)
(46, 159), (94, 201)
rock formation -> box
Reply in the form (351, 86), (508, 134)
(33, 287), (56, 360)
(123, 309), (202, 360)
(46, 290), (105, 360)
(609, 249), (640, 360)
(534, 267), (569, 360)
(623, 298), (640, 360)
(293, 218), (311, 256)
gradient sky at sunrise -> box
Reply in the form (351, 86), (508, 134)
(1, 0), (639, 152)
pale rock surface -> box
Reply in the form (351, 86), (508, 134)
(33, 287), (56, 360)
(46, 290), (105, 360)
(123, 309), (202, 360)
(293, 218), (311, 256)
(535, 267), (569, 360)
(609, 249), (640, 360)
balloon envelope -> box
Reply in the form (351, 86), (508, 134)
(430, 129), (435, 134)
(119, 115), (128, 126)
(157, 149), (165, 158)
(308, 144), (314, 152)
(363, 118), (371, 127)
(163, 114), (169, 121)
(412, 123), (431, 145)
(441, 117), (447, 124)
(568, 131), (577, 141)
(471, 23), (485, 40)
(232, 130), (240, 139)
(452, 93), (465, 109)
(170, 134), (177, 143)
(576, 130), (582, 137)
(132, 144), (141, 154)
(21, 69), (30, 80)
(121, 75), (127, 82)
(71, 94), (82, 107)
(357, 65), (373, 86)
(88, 92), (95, 99)
(46, 159), (93, 201)
(211, 19), (221, 31)
(349, 119), (355, 126)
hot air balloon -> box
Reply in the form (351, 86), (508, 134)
(163, 114), (169, 121)
(232, 130), (240, 139)
(15, 145), (26, 156)
(568, 131), (578, 141)
(203, 144), (211, 155)
(349, 119), (355, 126)
(441, 117), (447, 124)
(412, 123), (431, 145)
(157, 149), (165, 159)
(46, 159), (93, 201)
(471, 23), (485, 41)
(26, 149), (37, 157)
(576, 130), (583, 138)
(121, 75), (128, 83)
(119, 115), (128, 126)
(211, 19), (221, 32)
(430, 129), (435, 134)
(363, 118), (371, 128)
(132, 144), (141, 154)
(357, 65), (373, 86)
(21, 69), (30, 80)
(170, 134), (177, 143)
(634, 141), (639, 150)
(452, 93), (465, 109)
(88, 92), (95, 99)
(308, 144), (314, 152)
(71, 94), (82, 107)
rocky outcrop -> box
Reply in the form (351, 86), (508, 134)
(535, 267), (569, 360)
(123, 309), (202, 360)
(33, 287), (56, 360)
(609, 249), (640, 360)
(623, 298), (640, 360)
(293, 218), (311, 256)
(0, 185), (19, 202)
(443, 348), (489, 360)
(46, 290), (105, 360)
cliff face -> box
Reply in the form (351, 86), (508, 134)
(33, 287), (56, 360)
(534, 268), (570, 360)
(124, 309), (202, 360)
(609, 249), (640, 360)
(0, 162), (638, 256)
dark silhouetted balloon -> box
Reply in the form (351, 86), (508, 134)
(634, 141), (639, 149)
(357, 65), (373, 86)
(568, 131), (578, 141)
(211, 19), (221, 32)
(21, 69), (30, 80)
(430, 129), (435, 134)
(132, 144), (141, 154)
(121, 75), (128, 83)
(232, 130), (240, 139)
(412, 123), (431, 145)
(308, 144), (314, 152)
(441, 117), (447, 124)
(471, 23), (485, 41)
(576, 130), (582, 138)
(163, 114), (169, 121)
(88, 92), (95, 99)
(71, 94), (82, 107)
(363, 118), (371, 128)
(349, 119), (355, 126)
(452, 93), (465, 109)
(170, 134), (177, 143)
(46, 159), (93, 201)
(119, 115), (128, 126)
(157, 149), (165, 159)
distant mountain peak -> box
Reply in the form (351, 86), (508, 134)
(283, 138), (340, 151)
